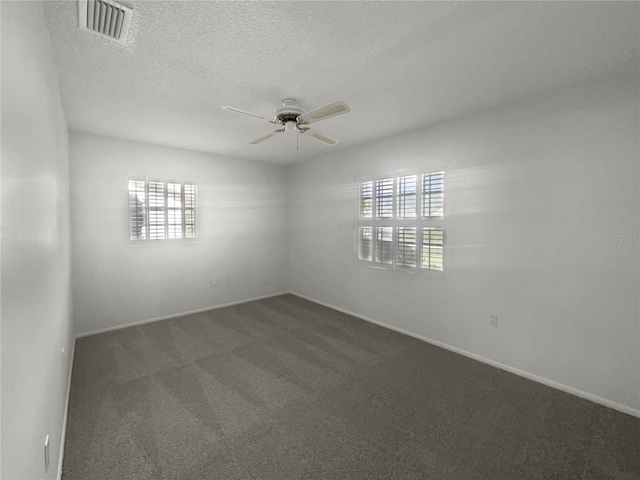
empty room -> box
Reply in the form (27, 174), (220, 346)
(1, 1), (639, 479)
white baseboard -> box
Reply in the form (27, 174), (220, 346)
(289, 291), (640, 419)
(57, 336), (76, 480)
(75, 291), (289, 338)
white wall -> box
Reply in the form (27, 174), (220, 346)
(289, 71), (640, 414)
(70, 132), (289, 335)
(1, 2), (73, 478)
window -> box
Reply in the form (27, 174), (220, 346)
(357, 170), (444, 274)
(422, 227), (443, 270)
(128, 177), (198, 241)
(375, 178), (394, 219)
(422, 172), (444, 218)
(397, 175), (417, 219)
(397, 227), (416, 267)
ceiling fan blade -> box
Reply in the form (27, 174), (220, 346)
(298, 101), (350, 125)
(221, 106), (264, 120)
(249, 129), (284, 145)
(307, 129), (339, 146)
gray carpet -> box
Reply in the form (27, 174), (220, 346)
(62, 294), (639, 479)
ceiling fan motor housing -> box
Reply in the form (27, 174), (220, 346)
(274, 99), (305, 125)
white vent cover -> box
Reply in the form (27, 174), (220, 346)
(78, 0), (132, 45)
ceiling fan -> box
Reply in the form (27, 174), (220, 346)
(221, 98), (351, 146)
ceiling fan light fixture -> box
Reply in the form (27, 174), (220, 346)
(284, 120), (297, 132)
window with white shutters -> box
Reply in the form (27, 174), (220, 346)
(167, 182), (183, 239)
(358, 226), (373, 261)
(356, 169), (444, 275)
(422, 227), (444, 271)
(397, 227), (417, 267)
(397, 175), (417, 219)
(375, 226), (393, 264)
(184, 183), (197, 238)
(128, 179), (146, 240)
(148, 180), (166, 240)
(128, 177), (198, 242)
(422, 172), (444, 218)
(360, 181), (373, 219)
(375, 178), (394, 219)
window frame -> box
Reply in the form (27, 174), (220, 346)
(127, 175), (199, 244)
(355, 168), (446, 277)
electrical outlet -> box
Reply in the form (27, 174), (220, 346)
(210, 277), (220, 287)
(489, 314), (499, 327)
(44, 435), (50, 472)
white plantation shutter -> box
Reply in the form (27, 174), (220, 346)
(128, 177), (198, 242)
(358, 226), (372, 261)
(375, 227), (393, 264)
(422, 227), (444, 271)
(167, 182), (183, 239)
(184, 183), (198, 238)
(422, 172), (444, 218)
(397, 227), (417, 267)
(128, 179), (146, 240)
(397, 175), (417, 219)
(356, 169), (445, 275)
(148, 180), (166, 240)
(360, 181), (373, 219)
(375, 178), (394, 218)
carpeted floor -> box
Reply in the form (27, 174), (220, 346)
(62, 294), (639, 479)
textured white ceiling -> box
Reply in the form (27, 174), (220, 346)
(43, 1), (639, 165)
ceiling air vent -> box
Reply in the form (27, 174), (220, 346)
(78, 0), (132, 45)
